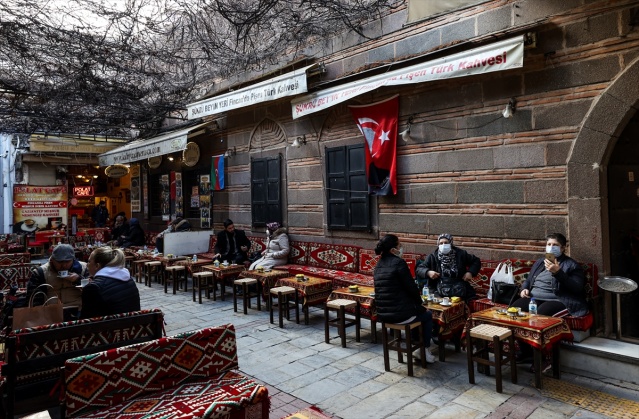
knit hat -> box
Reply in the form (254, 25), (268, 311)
(438, 233), (453, 244)
(52, 244), (75, 261)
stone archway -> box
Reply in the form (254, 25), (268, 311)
(568, 57), (639, 272)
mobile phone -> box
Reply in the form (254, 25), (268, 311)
(545, 253), (556, 263)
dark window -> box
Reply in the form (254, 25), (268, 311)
(251, 155), (282, 228)
(181, 170), (202, 219)
(149, 173), (162, 217)
(326, 144), (370, 230)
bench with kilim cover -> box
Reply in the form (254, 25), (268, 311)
(62, 324), (269, 419)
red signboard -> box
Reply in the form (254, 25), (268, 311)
(73, 186), (94, 197)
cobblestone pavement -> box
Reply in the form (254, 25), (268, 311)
(139, 281), (639, 419)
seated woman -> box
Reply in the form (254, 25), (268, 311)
(119, 218), (146, 248)
(81, 247), (140, 319)
(249, 222), (290, 270)
(415, 233), (480, 301)
(374, 234), (436, 363)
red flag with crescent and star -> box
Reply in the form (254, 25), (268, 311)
(349, 95), (399, 195)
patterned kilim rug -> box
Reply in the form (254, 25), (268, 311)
(284, 406), (334, 419)
(540, 377), (639, 419)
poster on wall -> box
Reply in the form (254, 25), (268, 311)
(160, 174), (170, 221)
(142, 170), (149, 218)
(12, 185), (68, 233)
(130, 165), (141, 212)
(199, 174), (211, 229)
(174, 172), (183, 218)
(191, 186), (199, 207)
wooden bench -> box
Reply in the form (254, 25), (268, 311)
(61, 324), (269, 419)
(1, 309), (165, 418)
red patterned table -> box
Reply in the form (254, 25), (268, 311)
(239, 269), (290, 305)
(466, 308), (573, 389)
(201, 264), (246, 300)
(276, 276), (333, 325)
(423, 300), (470, 362)
(327, 286), (377, 343)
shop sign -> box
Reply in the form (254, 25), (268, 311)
(148, 156), (162, 169)
(73, 186), (94, 197)
(183, 142), (200, 167)
(12, 185), (68, 233)
(105, 164), (130, 178)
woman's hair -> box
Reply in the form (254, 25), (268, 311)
(546, 233), (567, 247)
(90, 247), (126, 269)
(374, 234), (399, 256)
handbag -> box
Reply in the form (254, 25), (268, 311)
(12, 284), (63, 330)
(491, 282), (519, 305)
(437, 278), (467, 299)
(487, 261), (515, 300)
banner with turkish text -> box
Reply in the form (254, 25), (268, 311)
(349, 95), (399, 195)
(211, 155), (225, 190)
(12, 185), (68, 233)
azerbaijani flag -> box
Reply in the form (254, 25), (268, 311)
(211, 155), (225, 190)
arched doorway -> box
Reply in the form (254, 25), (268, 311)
(568, 56), (639, 341)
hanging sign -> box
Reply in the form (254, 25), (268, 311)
(73, 186), (94, 197)
(183, 142), (200, 167)
(148, 156), (162, 169)
(105, 164), (130, 178)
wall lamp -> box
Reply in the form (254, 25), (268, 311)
(168, 156), (174, 161)
(224, 146), (236, 157)
(399, 115), (414, 142)
(502, 98), (517, 118)
(291, 135), (307, 148)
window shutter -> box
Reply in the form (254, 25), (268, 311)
(251, 159), (267, 226)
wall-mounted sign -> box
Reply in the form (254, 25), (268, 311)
(105, 164), (130, 178)
(183, 142), (200, 167)
(73, 186), (94, 197)
(148, 156), (162, 169)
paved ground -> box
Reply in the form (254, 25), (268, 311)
(137, 279), (639, 419)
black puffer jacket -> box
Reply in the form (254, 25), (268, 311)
(80, 274), (140, 319)
(522, 254), (588, 316)
(374, 253), (424, 323)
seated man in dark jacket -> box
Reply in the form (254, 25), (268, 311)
(213, 219), (251, 265)
(119, 218), (146, 248)
(155, 217), (192, 253)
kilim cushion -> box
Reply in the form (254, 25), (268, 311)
(358, 249), (422, 277)
(0, 253), (30, 265)
(247, 236), (267, 254)
(0, 264), (35, 289)
(64, 325), (265, 418)
(306, 243), (360, 272)
(289, 241), (309, 265)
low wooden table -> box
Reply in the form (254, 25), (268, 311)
(239, 269), (290, 306)
(327, 286), (377, 343)
(423, 299), (470, 362)
(276, 276), (333, 325)
(466, 308), (573, 389)
(201, 264), (246, 300)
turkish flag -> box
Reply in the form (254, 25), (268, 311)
(349, 95), (399, 195)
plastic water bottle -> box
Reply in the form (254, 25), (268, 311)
(529, 298), (538, 316)
(422, 285), (430, 301)
(193, 254), (197, 262)
(144, 245), (148, 252)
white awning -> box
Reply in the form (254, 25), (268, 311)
(291, 36), (524, 119)
(98, 122), (208, 166)
(187, 64), (317, 119)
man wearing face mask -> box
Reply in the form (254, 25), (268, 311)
(416, 233), (481, 301)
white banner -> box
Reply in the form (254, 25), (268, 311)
(188, 64), (316, 119)
(291, 36), (524, 119)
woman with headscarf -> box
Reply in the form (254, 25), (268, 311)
(119, 218), (146, 248)
(415, 233), (481, 301)
(249, 222), (290, 270)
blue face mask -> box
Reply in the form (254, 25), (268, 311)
(439, 243), (452, 255)
(546, 245), (562, 257)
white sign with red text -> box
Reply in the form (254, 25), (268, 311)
(291, 36), (524, 119)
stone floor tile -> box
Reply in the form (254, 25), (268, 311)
(419, 385), (462, 407)
(526, 406), (571, 419)
(568, 408), (611, 418)
(385, 400), (437, 419)
(330, 364), (381, 387)
(296, 353), (334, 368)
(348, 379), (390, 399)
(289, 378), (350, 404)
(338, 382), (431, 418)
(538, 398), (579, 416)
(278, 365), (342, 394)
(451, 385), (510, 413)
(426, 403), (487, 419)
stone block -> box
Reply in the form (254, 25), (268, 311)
(467, 109), (533, 137)
(288, 189), (324, 206)
(325, 61), (344, 80)
(458, 181), (524, 204)
(525, 56), (620, 95)
(343, 52), (369, 76)
(567, 197), (604, 266)
(503, 215), (550, 239)
(534, 99), (593, 131)
(437, 148), (495, 172)
(493, 144), (545, 169)
(402, 153), (440, 175)
(565, 12), (620, 48)
(395, 30), (442, 60)
(378, 213), (428, 234)
(544, 216), (568, 239)
(368, 44), (395, 64)
(605, 58), (639, 108)
(513, 0), (583, 25)
(477, 6), (512, 36)
(567, 162), (602, 198)
(409, 82), (483, 114)
(583, 92), (635, 137)
(405, 183), (456, 204)
(441, 18), (475, 46)
(421, 118), (467, 142)
(428, 214), (504, 238)
(524, 179), (567, 203)
(482, 74), (523, 102)
(569, 127), (610, 165)
(536, 26), (565, 55)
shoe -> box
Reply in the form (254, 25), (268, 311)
(432, 337), (440, 346)
(529, 360), (552, 374)
(425, 349), (436, 364)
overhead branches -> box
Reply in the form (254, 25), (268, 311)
(0, 0), (402, 137)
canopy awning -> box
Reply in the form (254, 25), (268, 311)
(291, 36), (524, 119)
(187, 64), (317, 119)
(98, 122), (209, 166)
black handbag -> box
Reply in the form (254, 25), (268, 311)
(491, 282), (519, 305)
(437, 278), (467, 299)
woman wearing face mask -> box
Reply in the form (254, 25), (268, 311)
(511, 233), (587, 317)
(415, 233), (481, 301)
(248, 222), (290, 271)
(374, 234), (436, 363)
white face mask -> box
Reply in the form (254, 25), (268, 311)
(546, 244), (562, 257)
(439, 243), (452, 254)
(392, 246), (404, 258)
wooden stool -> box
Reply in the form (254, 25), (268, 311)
(143, 261), (162, 287)
(466, 324), (517, 393)
(269, 286), (299, 328)
(164, 265), (187, 294)
(131, 260), (147, 283)
(124, 255), (135, 276)
(381, 321), (425, 377)
(192, 271), (215, 304)
(324, 299), (360, 348)
(233, 278), (261, 314)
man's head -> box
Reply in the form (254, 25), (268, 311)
(223, 219), (235, 233)
(99, 200), (106, 207)
(114, 215), (124, 226)
(50, 244), (75, 272)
